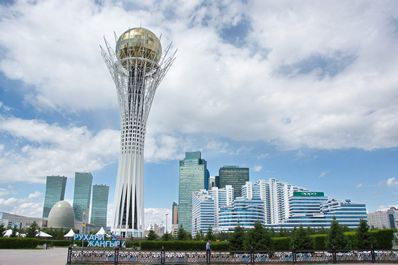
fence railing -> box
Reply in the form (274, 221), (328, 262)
(67, 247), (398, 264)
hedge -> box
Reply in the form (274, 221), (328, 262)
(0, 238), (39, 249)
(370, 229), (394, 250)
(272, 237), (290, 251)
(139, 240), (230, 251)
(311, 234), (327, 250)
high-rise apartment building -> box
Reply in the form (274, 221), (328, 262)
(90, 184), (109, 227)
(368, 207), (397, 229)
(178, 151), (208, 232)
(73, 172), (93, 222)
(42, 176), (67, 218)
(241, 179), (305, 224)
(192, 190), (215, 236)
(219, 166), (249, 198)
(172, 202), (178, 225)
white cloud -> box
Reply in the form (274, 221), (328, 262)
(386, 177), (398, 187)
(356, 183), (363, 189)
(144, 208), (171, 232)
(253, 165), (262, 172)
(0, 191), (43, 217)
(0, 117), (217, 183)
(0, 0), (397, 151)
(0, 117), (120, 183)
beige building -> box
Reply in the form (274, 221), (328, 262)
(368, 207), (398, 229)
(0, 212), (47, 229)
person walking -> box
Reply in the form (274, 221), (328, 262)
(206, 240), (211, 264)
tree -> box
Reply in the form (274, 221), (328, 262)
(243, 222), (272, 251)
(290, 226), (313, 250)
(161, 232), (172, 241)
(356, 219), (372, 250)
(11, 226), (18, 237)
(26, 221), (39, 238)
(147, 230), (158, 240)
(195, 230), (204, 241)
(0, 224), (5, 237)
(326, 217), (348, 250)
(205, 227), (214, 241)
(177, 226), (188, 240)
(230, 225), (245, 251)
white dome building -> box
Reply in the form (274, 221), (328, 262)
(47, 201), (75, 229)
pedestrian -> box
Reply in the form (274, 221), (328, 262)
(206, 240), (211, 252)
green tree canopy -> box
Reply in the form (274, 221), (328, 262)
(205, 227), (214, 241)
(230, 225), (245, 251)
(26, 221), (39, 238)
(243, 222), (272, 251)
(177, 226), (189, 240)
(161, 232), (172, 241)
(290, 225), (313, 250)
(356, 219), (372, 249)
(326, 217), (348, 250)
(147, 230), (158, 240)
(0, 224), (5, 237)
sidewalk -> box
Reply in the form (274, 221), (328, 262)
(0, 247), (67, 265)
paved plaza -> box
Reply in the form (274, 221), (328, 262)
(0, 247), (67, 265)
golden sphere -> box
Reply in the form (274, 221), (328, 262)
(116, 27), (162, 68)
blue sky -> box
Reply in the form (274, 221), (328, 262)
(0, 0), (398, 229)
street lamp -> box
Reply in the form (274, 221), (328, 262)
(165, 213), (169, 234)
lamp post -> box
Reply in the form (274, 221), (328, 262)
(165, 213), (169, 234)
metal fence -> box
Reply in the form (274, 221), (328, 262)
(67, 247), (398, 264)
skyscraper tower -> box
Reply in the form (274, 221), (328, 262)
(219, 166), (249, 198)
(43, 176), (67, 218)
(73, 172), (93, 222)
(101, 27), (175, 237)
(91, 184), (110, 227)
(178, 151), (208, 232)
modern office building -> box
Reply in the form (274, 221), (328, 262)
(209, 185), (234, 228)
(192, 190), (215, 236)
(219, 166), (249, 198)
(1, 212), (46, 229)
(267, 192), (367, 230)
(208, 176), (220, 189)
(368, 207), (398, 229)
(178, 151), (208, 232)
(90, 184), (109, 227)
(73, 172), (93, 222)
(42, 176), (67, 218)
(218, 197), (265, 231)
(102, 27), (175, 237)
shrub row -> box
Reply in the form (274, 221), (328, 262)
(135, 229), (393, 251)
(0, 238), (39, 249)
(39, 239), (71, 247)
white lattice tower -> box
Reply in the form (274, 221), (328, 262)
(101, 28), (175, 237)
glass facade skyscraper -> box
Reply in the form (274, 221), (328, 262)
(219, 166), (249, 198)
(73, 172), (93, 222)
(90, 184), (109, 227)
(42, 176), (67, 218)
(178, 151), (208, 232)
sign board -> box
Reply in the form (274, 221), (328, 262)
(293, 191), (324, 197)
(73, 234), (126, 248)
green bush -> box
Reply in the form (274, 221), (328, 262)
(311, 234), (327, 250)
(139, 240), (230, 251)
(370, 229), (393, 250)
(271, 237), (290, 251)
(0, 238), (39, 249)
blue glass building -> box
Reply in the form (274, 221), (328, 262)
(90, 184), (109, 227)
(178, 151), (208, 232)
(42, 176), (67, 218)
(73, 172), (93, 222)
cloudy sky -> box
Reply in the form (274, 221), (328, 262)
(0, 0), (398, 229)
